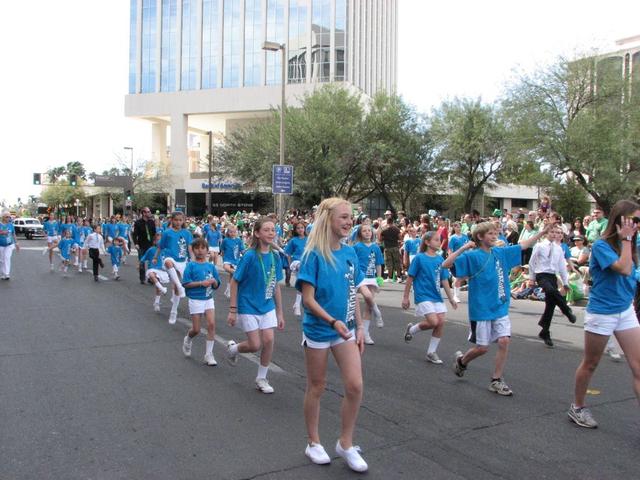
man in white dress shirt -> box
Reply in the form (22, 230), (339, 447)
(529, 225), (577, 347)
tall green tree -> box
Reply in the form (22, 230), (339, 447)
(502, 55), (640, 213)
(362, 92), (434, 212)
(430, 98), (510, 213)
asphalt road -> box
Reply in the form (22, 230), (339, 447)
(1, 242), (639, 480)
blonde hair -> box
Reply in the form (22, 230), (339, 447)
(471, 221), (497, 244)
(303, 197), (351, 266)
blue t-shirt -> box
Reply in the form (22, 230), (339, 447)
(182, 261), (220, 300)
(59, 223), (76, 240)
(159, 228), (193, 262)
(296, 245), (365, 342)
(43, 220), (59, 236)
(587, 239), (637, 314)
(448, 234), (468, 253)
(140, 246), (165, 270)
(233, 248), (283, 315)
(221, 237), (244, 265)
(353, 242), (383, 278)
(103, 223), (118, 240)
(454, 245), (522, 321)
(205, 227), (222, 248)
(408, 253), (450, 304)
(58, 238), (75, 259)
(117, 223), (131, 239)
(0, 222), (16, 246)
(284, 236), (307, 262)
(76, 226), (92, 245)
(404, 238), (421, 257)
(107, 245), (123, 266)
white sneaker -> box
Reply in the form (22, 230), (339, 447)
(426, 352), (443, 364)
(335, 440), (367, 472)
(372, 304), (384, 327)
(256, 378), (274, 394)
(453, 295), (461, 303)
(305, 443), (331, 465)
(605, 347), (623, 362)
(226, 340), (238, 366)
(204, 353), (217, 366)
(159, 285), (168, 295)
(168, 311), (177, 324)
(153, 303), (161, 313)
(78, 266), (83, 273)
(293, 303), (302, 316)
(364, 334), (375, 345)
(182, 336), (192, 357)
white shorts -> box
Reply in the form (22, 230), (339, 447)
(468, 316), (511, 346)
(289, 260), (301, 273)
(415, 301), (447, 317)
(167, 259), (187, 276)
(237, 309), (277, 332)
(209, 246), (220, 253)
(188, 298), (215, 314)
(301, 331), (356, 349)
(359, 277), (379, 292)
(584, 305), (638, 336)
(47, 236), (59, 244)
(146, 268), (169, 284)
(223, 262), (237, 270)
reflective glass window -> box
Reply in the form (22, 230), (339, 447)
(161, 0), (178, 92)
(311, 0), (330, 82)
(223, 0), (242, 87)
(129, 0), (137, 93)
(288, 0), (308, 84)
(335, 0), (347, 81)
(202, 0), (221, 89)
(266, 0), (285, 86)
(244, 0), (263, 87)
(141, 0), (157, 93)
(181, 0), (198, 90)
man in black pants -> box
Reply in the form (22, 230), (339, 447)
(529, 225), (577, 347)
(131, 207), (156, 284)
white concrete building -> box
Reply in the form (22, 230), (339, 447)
(125, 0), (398, 215)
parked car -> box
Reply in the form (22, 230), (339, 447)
(13, 217), (45, 239)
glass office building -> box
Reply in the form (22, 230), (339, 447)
(125, 0), (398, 214)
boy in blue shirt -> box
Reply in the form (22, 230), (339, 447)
(107, 237), (124, 280)
(182, 237), (220, 366)
(443, 221), (546, 396)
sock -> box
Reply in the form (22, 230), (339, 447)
(453, 286), (459, 297)
(206, 340), (214, 355)
(427, 336), (441, 354)
(113, 266), (119, 275)
(409, 324), (421, 335)
(257, 365), (269, 379)
(167, 267), (181, 288)
(171, 295), (180, 313)
(154, 295), (161, 304)
(229, 343), (239, 355)
(295, 292), (302, 308)
(224, 283), (230, 294)
(364, 319), (371, 335)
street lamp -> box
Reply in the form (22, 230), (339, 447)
(124, 146), (134, 213)
(262, 41), (286, 221)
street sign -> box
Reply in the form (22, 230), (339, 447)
(272, 165), (293, 195)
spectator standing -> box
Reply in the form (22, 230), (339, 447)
(132, 207), (157, 285)
(379, 216), (402, 282)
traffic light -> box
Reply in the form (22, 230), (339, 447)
(33, 173), (41, 185)
(125, 190), (132, 201)
(69, 174), (78, 186)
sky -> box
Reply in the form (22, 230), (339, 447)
(1, 0), (639, 206)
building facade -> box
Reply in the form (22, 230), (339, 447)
(125, 0), (398, 215)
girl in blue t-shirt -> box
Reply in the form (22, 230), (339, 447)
(106, 237), (124, 280)
(402, 231), (457, 364)
(569, 201), (640, 429)
(154, 211), (194, 325)
(403, 226), (421, 268)
(284, 221), (308, 316)
(353, 224), (384, 345)
(295, 197), (371, 473)
(0, 211), (20, 280)
(226, 217), (285, 394)
(182, 237), (221, 366)
(220, 224), (245, 298)
(447, 222), (468, 303)
(77, 218), (93, 273)
(58, 229), (76, 275)
(140, 233), (169, 311)
(43, 214), (60, 270)
(204, 218), (222, 265)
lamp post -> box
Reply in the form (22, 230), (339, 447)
(124, 146), (134, 214)
(207, 131), (213, 215)
(262, 41), (286, 221)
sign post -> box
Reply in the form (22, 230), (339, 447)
(272, 165), (293, 220)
